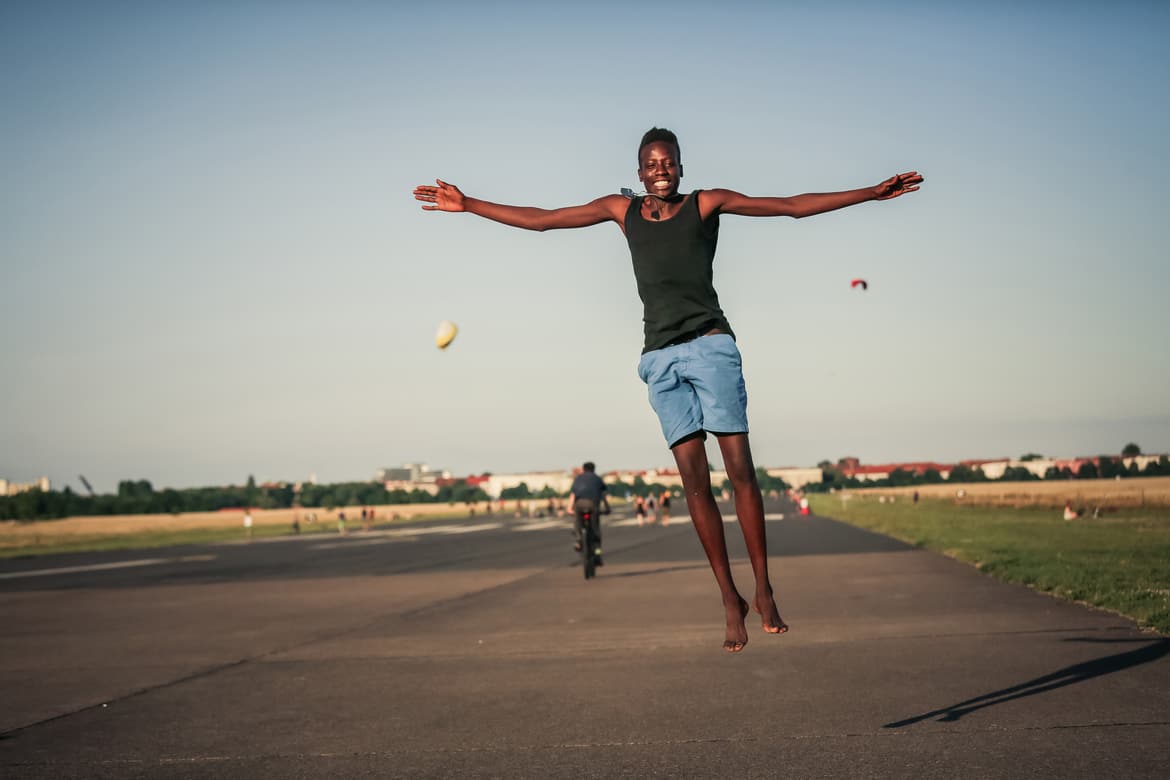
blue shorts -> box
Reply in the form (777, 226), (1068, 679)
(636, 333), (749, 448)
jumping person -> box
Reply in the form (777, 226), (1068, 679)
(414, 128), (923, 652)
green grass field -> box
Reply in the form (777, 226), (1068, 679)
(809, 495), (1170, 635)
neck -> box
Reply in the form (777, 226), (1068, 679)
(643, 191), (683, 221)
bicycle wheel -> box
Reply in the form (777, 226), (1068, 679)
(583, 520), (596, 580)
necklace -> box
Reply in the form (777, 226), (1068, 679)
(621, 188), (683, 221)
(644, 193), (682, 221)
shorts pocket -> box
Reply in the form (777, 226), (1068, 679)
(706, 334), (741, 365)
(636, 353), (650, 383)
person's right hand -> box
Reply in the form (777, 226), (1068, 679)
(413, 179), (466, 212)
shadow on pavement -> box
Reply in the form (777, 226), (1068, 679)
(605, 563), (712, 579)
(883, 637), (1170, 728)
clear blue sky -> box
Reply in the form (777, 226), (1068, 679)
(2, 1), (1168, 492)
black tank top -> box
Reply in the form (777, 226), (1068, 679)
(625, 190), (733, 353)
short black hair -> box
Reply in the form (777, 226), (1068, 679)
(638, 127), (680, 163)
(583, 461), (596, 472)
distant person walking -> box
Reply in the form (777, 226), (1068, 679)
(660, 490), (672, 526)
(243, 510), (254, 540)
(634, 495), (647, 526)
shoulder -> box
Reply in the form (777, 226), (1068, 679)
(592, 193), (637, 223)
(697, 188), (741, 209)
(696, 188), (740, 220)
(596, 192), (634, 209)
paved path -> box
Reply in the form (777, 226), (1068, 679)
(2, 501), (1167, 778)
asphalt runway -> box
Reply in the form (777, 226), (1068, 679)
(2, 499), (1168, 778)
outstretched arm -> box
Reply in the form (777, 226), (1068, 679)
(413, 179), (627, 232)
(703, 171), (923, 219)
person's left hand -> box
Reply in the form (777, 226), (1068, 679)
(874, 171), (924, 200)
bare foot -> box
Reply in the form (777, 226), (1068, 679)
(723, 596), (750, 653)
(754, 591), (789, 635)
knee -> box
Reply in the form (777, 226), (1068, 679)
(726, 465), (758, 493)
(687, 485), (713, 499)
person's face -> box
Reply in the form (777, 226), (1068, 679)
(637, 141), (683, 197)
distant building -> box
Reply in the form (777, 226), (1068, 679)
(383, 480), (440, 496)
(0, 477), (51, 497)
(434, 474), (492, 492)
(765, 467), (823, 490)
(835, 453), (1168, 484)
(607, 468), (686, 488)
(484, 470), (574, 499)
(1123, 454), (1163, 471)
(959, 458), (1011, 479)
(839, 462), (953, 482)
(377, 463), (449, 484)
(377, 463), (452, 494)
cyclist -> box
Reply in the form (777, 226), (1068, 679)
(567, 461), (609, 562)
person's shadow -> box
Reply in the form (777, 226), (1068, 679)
(884, 637), (1170, 729)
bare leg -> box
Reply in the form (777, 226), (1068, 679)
(672, 436), (749, 652)
(716, 433), (788, 635)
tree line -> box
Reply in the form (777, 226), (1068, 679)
(6, 451), (1160, 521)
(1, 466), (794, 522)
(0, 475), (492, 522)
(804, 452), (1170, 494)
(497, 468), (789, 501)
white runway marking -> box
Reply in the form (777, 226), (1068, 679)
(0, 554), (218, 581)
(310, 537), (416, 550)
(721, 513), (785, 523)
(423, 522), (504, 535)
(310, 522), (504, 549)
(514, 520), (571, 532)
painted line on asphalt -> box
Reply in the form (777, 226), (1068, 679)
(721, 513), (786, 523)
(514, 520), (571, 532)
(415, 522), (504, 535)
(311, 537), (403, 550)
(0, 554), (218, 581)
(309, 522), (505, 550)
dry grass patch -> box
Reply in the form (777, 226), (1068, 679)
(0, 502), (489, 557)
(847, 476), (1170, 510)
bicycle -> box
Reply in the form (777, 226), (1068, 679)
(578, 506), (602, 579)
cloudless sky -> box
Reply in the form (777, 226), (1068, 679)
(2, 1), (1168, 492)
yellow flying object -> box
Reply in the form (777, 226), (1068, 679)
(435, 320), (458, 350)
